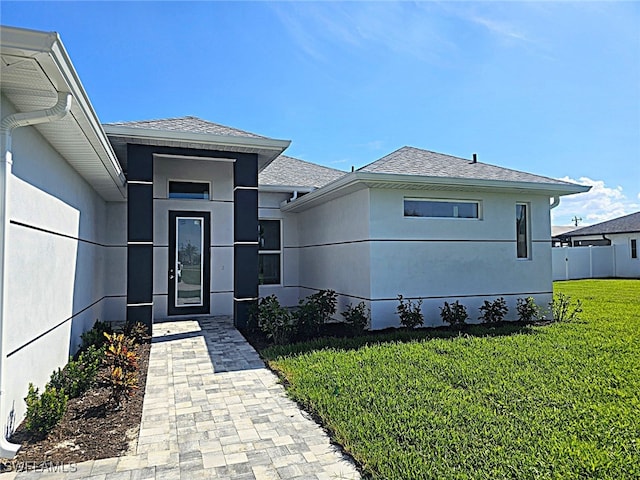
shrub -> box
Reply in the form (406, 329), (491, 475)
(550, 293), (583, 322)
(24, 383), (67, 436)
(341, 302), (370, 335)
(121, 322), (149, 345)
(516, 297), (541, 323)
(296, 290), (338, 340)
(256, 295), (294, 345)
(104, 332), (138, 407)
(479, 297), (508, 323)
(47, 345), (104, 399)
(396, 295), (424, 329)
(440, 301), (468, 326)
(80, 319), (113, 350)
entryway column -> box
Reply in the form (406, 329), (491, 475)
(126, 144), (154, 329)
(233, 154), (259, 328)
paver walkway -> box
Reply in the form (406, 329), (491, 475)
(4, 317), (361, 479)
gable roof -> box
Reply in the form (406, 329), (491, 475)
(259, 155), (345, 190)
(103, 116), (290, 173)
(565, 211), (640, 237)
(105, 116), (266, 139)
(359, 146), (577, 187)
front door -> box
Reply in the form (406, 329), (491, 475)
(168, 211), (211, 316)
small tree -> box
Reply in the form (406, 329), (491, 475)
(341, 302), (370, 335)
(104, 332), (139, 408)
(296, 290), (337, 340)
(396, 295), (424, 329)
(516, 297), (541, 323)
(440, 301), (468, 326)
(256, 295), (294, 345)
(550, 293), (583, 322)
(479, 297), (508, 324)
(24, 383), (67, 436)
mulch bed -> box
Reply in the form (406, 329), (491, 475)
(3, 340), (150, 468)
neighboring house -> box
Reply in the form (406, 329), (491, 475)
(0, 25), (589, 452)
(551, 225), (577, 246)
(553, 212), (640, 280)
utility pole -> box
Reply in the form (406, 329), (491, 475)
(572, 216), (582, 227)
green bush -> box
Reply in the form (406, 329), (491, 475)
(550, 293), (583, 322)
(396, 295), (424, 329)
(256, 295), (294, 345)
(48, 345), (104, 399)
(24, 383), (67, 436)
(516, 297), (542, 322)
(479, 297), (508, 323)
(341, 301), (370, 335)
(80, 319), (113, 350)
(440, 300), (468, 326)
(295, 290), (337, 340)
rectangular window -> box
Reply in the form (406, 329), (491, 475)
(404, 199), (479, 218)
(259, 219), (281, 285)
(632, 239), (637, 259)
(516, 203), (529, 259)
(169, 181), (210, 200)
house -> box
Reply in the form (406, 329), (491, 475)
(553, 212), (640, 280)
(0, 24), (589, 453)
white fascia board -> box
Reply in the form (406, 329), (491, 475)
(103, 125), (291, 154)
(258, 184), (315, 194)
(282, 171), (591, 212)
(1, 26), (126, 196)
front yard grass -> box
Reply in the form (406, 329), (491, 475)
(263, 280), (640, 479)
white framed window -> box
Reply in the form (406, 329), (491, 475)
(631, 239), (637, 259)
(516, 203), (530, 259)
(168, 180), (210, 200)
(259, 219), (281, 285)
(404, 198), (480, 219)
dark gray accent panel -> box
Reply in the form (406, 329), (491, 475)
(127, 244), (153, 305)
(127, 144), (154, 182)
(233, 153), (259, 329)
(127, 184), (153, 242)
(234, 189), (258, 242)
(127, 305), (153, 327)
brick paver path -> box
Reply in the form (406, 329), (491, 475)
(4, 317), (361, 479)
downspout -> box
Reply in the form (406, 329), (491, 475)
(550, 196), (560, 210)
(0, 91), (72, 457)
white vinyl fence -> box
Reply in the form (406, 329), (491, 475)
(552, 246), (615, 281)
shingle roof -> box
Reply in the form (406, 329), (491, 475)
(259, 155), (346, 189)
(104, 116), (266, 139)
(358, 146), (576, 186)
(565, 211), (640, 236)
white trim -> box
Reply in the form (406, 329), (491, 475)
(155, 153), (236, 163)
(127, 241), (153, 245)
(234, 297), (259, 302)
(234, 241), (259, 245)
(128, 180), (153, 185)
(234, 186), (258, 191)
(127, 302), (154, 307)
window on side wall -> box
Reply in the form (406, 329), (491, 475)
(168, 181), (210, 200)
(259, 219), (281, 285)
(632, 239), (637, 259)
(403, 199), (480, 218)
(516, 203), (529, 259)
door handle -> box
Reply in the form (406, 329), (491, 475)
(169, 268), (175, 280)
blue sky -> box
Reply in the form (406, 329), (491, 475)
(2, 1), (639, 226)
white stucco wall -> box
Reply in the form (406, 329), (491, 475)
(2, 95), (111, 430)
(295, 188), (372, 316)
(153, 157), (234, 318)
(367, 188), (553, 328)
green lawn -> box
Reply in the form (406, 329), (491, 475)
(263, 280), (640, 479)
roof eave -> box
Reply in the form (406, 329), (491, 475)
(282, 171), (590, 212)
(0, 26), (127, 200)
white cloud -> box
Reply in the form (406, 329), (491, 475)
(552, 177), (640, 226)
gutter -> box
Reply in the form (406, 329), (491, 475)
(0, 91), (72, 458)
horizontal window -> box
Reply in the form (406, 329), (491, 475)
(169, 181), (210, 200)
(404, 199), (479, 219)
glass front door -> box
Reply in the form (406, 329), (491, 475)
(168, 211), (210, 315)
